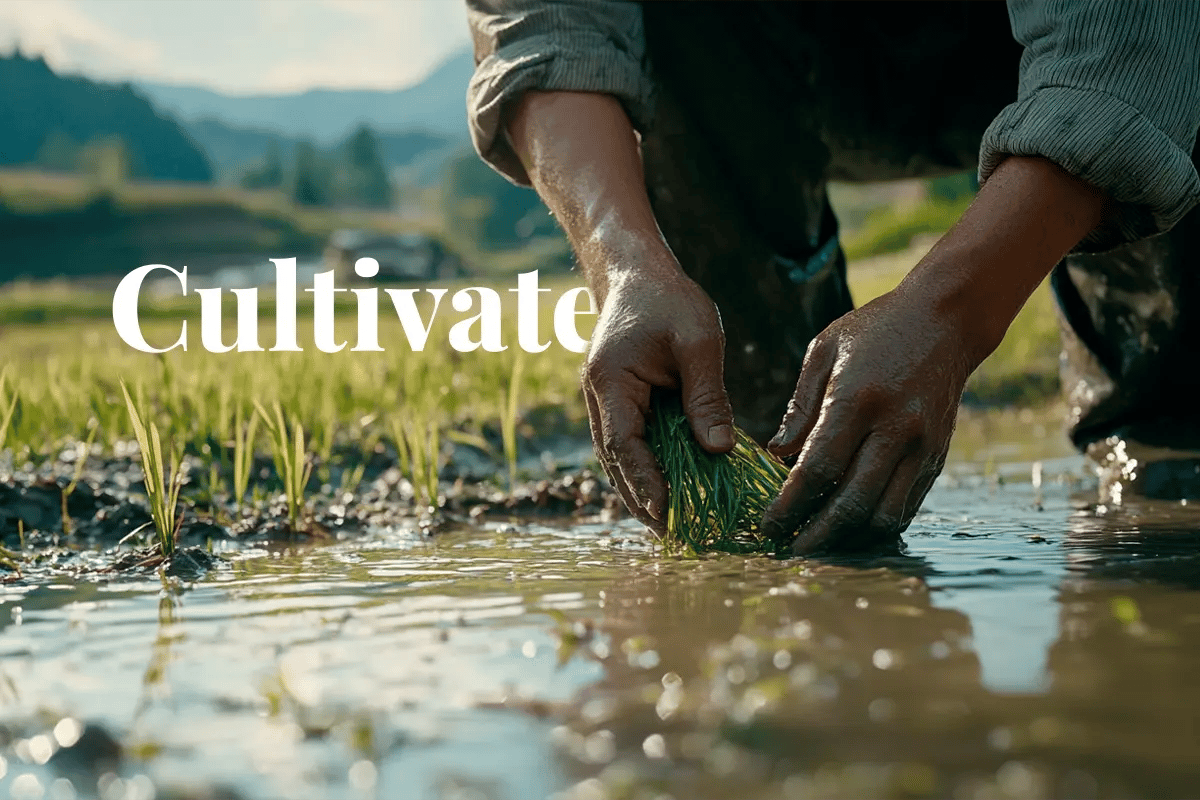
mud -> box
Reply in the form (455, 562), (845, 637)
(3, 442), (1200, 799)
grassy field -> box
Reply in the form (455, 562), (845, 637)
(0, 167), (424, 240)
(0, 242), (1062, 461)
(0, 274), (597, 551)
(0, 276), (589, 466)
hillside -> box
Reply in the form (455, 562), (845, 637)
(184, 118), (456, 183)
(137, 51), (475, 143)
(0, 51), (212, 182)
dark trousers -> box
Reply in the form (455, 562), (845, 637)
(639, 2), (1200, 451)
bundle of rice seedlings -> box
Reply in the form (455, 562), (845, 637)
(646, 391), (791, 556)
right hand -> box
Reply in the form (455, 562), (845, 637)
(583, 260), (736, 532)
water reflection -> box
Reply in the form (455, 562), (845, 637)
(550, 481), (1200, 799)
(1, 471), (1200, 798)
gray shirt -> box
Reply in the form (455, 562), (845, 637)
(466, 0), (1200, 248)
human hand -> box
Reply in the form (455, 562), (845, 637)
(583, 261), (735, 532)
(760, 284), (976, 554)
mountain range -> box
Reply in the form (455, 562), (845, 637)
(182, 117), (460, 184)
(0, 51), (212, 182)
(136, 50), (476, 145)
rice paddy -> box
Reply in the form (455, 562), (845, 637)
(0, 277), (596, 569)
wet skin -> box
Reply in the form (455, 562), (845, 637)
(507, 90), (1108, 552)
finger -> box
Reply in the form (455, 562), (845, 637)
(790, 435), (900, 555)
(586, 375), (667, 529)
(768, 338), (836, 458)
(760, 396), (866, 542)
(848, 454), (923, 548)
(584, 382), (643, 523)
(675, 336), (734, 453)
(615, 459), (666, 536)
(604, 394), (669, 524)
(902, 453), (947, 528)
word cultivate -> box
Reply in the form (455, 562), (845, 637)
(112, 258), (597, 354)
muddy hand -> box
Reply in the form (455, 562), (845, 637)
(760, 284), (973, 554)
(583, 267), (735, 533)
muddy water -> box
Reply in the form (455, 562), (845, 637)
(4, 459), (1200, 799)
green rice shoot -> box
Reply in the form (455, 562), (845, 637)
(646, 392), (791, 556)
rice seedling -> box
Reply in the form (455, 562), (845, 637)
(337, 420), (383, 496)
(388, 415), (411, 487)
(231, 403), (261, 512)
(0, 545), (22, 576)
(388, 415), (440, 510)
(61, 419), (99, 535)
(255, 401), (313, 530)
(500, 354), (524, 489)
(0, 366), (20, 456)
(645, 392), (791, 556)
(121, 382), (186, 556)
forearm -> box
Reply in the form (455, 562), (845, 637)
(505, 90), (676, 306)
(903, 155), (1109, 366)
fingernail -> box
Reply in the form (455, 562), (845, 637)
(767, 427), (786, 448)
(708, 423), (733, 449)
(645, 497), (663, 522)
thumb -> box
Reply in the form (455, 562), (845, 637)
(678, 346), (735, 454)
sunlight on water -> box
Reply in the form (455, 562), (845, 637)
(5, 459), (1200, 799)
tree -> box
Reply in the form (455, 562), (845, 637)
(78, 136), (131, 188)
(241, 139), (284, 190)
(291, 140), (330, 206)
(440, 146), (553, 251)
(0, 51), (212, 181)
(34, 130), (81, 172)
(336, 125), (392, 208)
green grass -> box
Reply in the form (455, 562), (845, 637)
(256, 401), (314, 531)
(0, 167), (423, 240)
(122, 382), (186, 555)
(0, 366), (20, 454)
(0, 277), (594, 547)
(841, 195), (975, 263)
(231, 403), (261, 511)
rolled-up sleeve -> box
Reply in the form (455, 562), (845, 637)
(979, 0), (1200, 251)
(466, 0), (653, 186)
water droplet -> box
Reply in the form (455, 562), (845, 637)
(642, 733), (667, 759)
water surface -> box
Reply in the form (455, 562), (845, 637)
(3, 459), (1200, 799)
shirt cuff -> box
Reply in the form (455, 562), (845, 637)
(468, 38), (654, 187)
(979, 85), (1200, 252)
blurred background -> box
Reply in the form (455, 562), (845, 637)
(0, 0), (571, 290)
(0, 0), (1060, 415)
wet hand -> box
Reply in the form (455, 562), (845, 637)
(760, 285), (975, 554)
(583, 265), (735, 532)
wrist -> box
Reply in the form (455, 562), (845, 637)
(899, 246), (1015, 369)
(579, 225), (684, 307)
(898, 155), (1107, 368)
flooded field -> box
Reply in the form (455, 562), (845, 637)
(4, 449), (1200, 800)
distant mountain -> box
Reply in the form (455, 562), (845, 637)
(0, 51), (212, 182)
(137, 51), (476, 144)
(183, 117), (457, 183)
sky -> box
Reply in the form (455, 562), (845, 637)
(0, 0), (471, 94)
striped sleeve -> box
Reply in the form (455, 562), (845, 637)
(466, 0), (653, 186)
(979, 0), (1200, 251)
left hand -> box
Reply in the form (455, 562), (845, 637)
(759, 155), (1110, 554)
(759, 283), (974, 554)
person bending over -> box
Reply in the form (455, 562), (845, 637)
(465, 1), (1200, 553)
